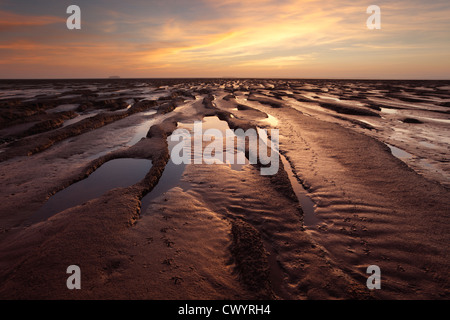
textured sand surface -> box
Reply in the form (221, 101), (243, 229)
(0, 79), (448, 299)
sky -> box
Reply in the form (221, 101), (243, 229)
(0, 0), (449, 79)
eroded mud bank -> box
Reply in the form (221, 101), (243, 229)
(0, 79), (448, 299)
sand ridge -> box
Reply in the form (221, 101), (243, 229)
(0, 79), (448, 299)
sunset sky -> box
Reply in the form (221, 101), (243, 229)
(1, 0), (449, 79)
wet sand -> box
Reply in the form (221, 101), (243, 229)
(0, 79), (449, 299)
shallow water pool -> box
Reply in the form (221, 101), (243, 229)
(29, 158), (152, 223)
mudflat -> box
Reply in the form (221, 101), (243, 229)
(0, 79), (448, 299)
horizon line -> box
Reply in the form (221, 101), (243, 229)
(1, 77), (449, 81)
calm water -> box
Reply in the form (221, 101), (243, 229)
(29, 158), (152, 223)
(280, 154), (319, 228)
(140, 135), (189, 212)
(386, 144), (413, 159)
(140, 116), (249, 213)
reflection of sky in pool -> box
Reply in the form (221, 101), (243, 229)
(280, 154), (318, 228)
(141, 116), (250, 213)
(386, 144), (413, 159)
(29, 158), (152, 223)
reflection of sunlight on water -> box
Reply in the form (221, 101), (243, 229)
(262, 113), (279, 127)
(140, 137), (189, 212)
(380, 108), (397, 114)
(176, 116), (249, 171)
(359, 119), (378, 127)
(418, 117), (450, 124)
(419, 141), (436, 149)
(280, 153), (318, 228)
(111, 104), (133, 113)
(385, 142), (449, 185)
(233, 95), (279, 127)
(62, 112), (98, 128)
(126, 110), (158, 146)
(281, 96), (323, 113)
(0, 88), (68, 99)
(86, 110), (159, 160)
(177, 116), (230, 134)
(144, 117), (249, 212)
(48, 104), (79, 113)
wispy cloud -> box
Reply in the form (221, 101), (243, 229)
(0, 10), (64, 30)
(1, 0), (449, 78)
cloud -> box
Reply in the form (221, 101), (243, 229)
(0, 10), (64, 31)
(235, 54), (316, 68)
(0, 0), (449, 78)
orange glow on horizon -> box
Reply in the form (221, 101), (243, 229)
(1, 1), (449, 79)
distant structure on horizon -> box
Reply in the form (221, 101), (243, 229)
(109, 76), (120, 79)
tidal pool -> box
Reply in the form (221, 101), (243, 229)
(29, 158), (152, 223)
(386, 144), (413, 160)
(140, 137), (190, 212)
(280, 154), (318, 228)
(140, 116), (249, 213)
